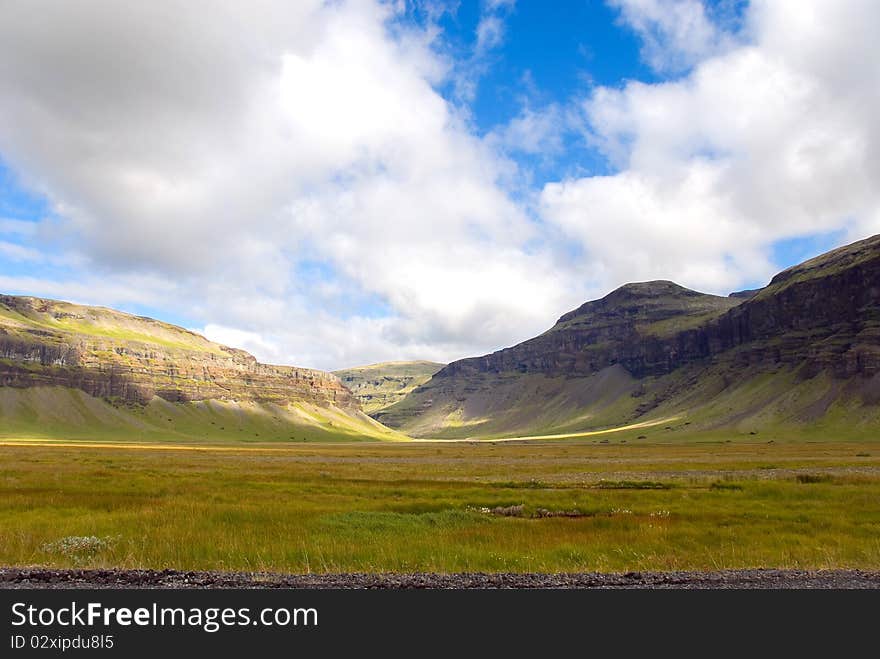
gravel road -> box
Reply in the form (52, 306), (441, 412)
(2, 568), (878, 589)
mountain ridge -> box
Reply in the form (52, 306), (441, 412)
(377, 234), (880, 438)
(431, 279), (741, 381)
(5, 233), (880, 443)
(0, 294), (409, 442)
(0, 293), (353, 408)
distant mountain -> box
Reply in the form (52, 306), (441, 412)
(333, 361), (444, 414)
(0, 295), (405, 442)
(377, 234), (880, 439)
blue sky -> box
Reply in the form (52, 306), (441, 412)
(0, 1), (876, 369)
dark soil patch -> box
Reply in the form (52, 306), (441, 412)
(2, 568), (879, 589)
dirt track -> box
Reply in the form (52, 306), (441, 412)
(2, 568), (878, 589)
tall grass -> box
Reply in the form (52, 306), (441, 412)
(1, 440), (879, 572)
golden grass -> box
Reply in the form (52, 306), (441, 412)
(1, 439), (879, 573)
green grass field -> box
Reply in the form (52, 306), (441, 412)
(2, 437), (879, 573)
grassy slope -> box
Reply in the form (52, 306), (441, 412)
(379, 365), (642, 439)
(334, 361), (444, 414)
(0, 296), (227, 354)
(382, 359), (880, 441)
(553, 281), (740, 337)
(627, 364), (880, 442)
(0, 387), (409, 443)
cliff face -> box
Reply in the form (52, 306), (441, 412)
(0, 295), (355, 409)
(668, 234), (880, 377)
(437, 236), (880, 383)
(436, 281), (741, 380)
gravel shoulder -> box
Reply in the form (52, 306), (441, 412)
(2, 568), (879, 589)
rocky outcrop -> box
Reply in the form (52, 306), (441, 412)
(666, 234), (880, 377)
(434, 235), (880, 385)
(0, 296), (355, 409)
(435, 281), (741, 380)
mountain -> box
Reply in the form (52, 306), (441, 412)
(333, 361), (444, 414)
(377, 234), (880, 439)
(0, 295), (406, 442)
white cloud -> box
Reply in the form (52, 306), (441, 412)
(475, 16), (505, 54)
(476, 0), (516, 55)
(201, 325), (281, 359)
(0, 0), (580, 370)
(0, 272), (181, 310)
(1, 0), (878, 373)
(542, 0), (880, 294)
(451, 0), (517, 102)
(609, 0), (738, 73)
(487, 105), (567, 156)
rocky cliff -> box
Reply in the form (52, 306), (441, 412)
(436, 281), (740, 380)
(0, 295), (355, 409)
(684, 235), (880, 377)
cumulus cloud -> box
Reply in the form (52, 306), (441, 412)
(0, 0), (578, 370)
(542, 0), (880, 294)
(0, 272), (182, 310)
(1, 0), (878, 372)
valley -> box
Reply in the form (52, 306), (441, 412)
(2, 235), (880, 578)
(4, 234), (880, 444)
(333, 361), (443, 414)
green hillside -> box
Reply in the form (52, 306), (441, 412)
(0, 294), (227, 354)
(0, 386), (408, 443)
